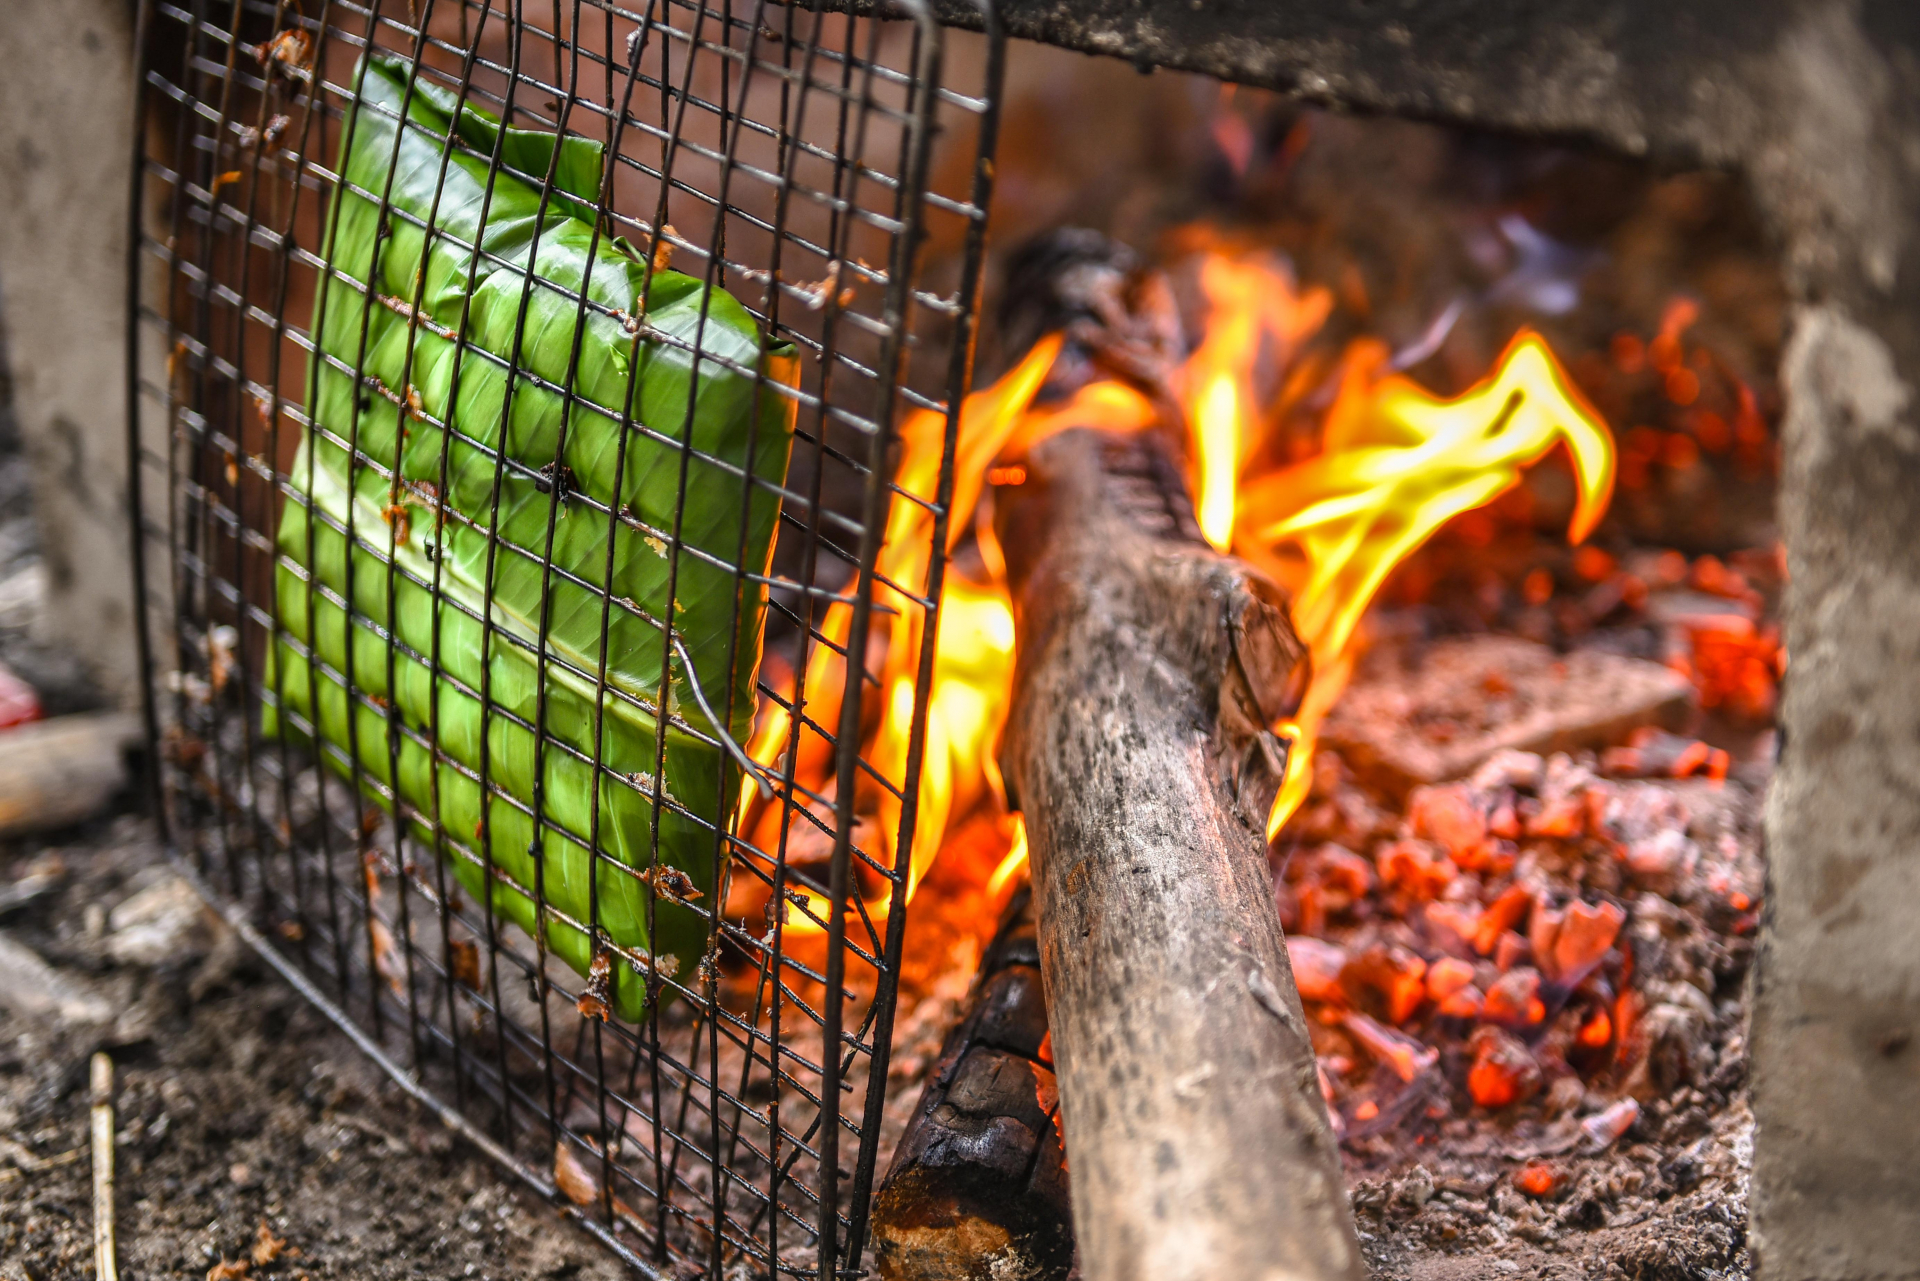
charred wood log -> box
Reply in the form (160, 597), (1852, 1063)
(996, 427), (1363, 1281)
(871, 886), (1071, 1281)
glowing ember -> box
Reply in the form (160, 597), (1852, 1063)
(1468, 1027), (1542, 1108)
(1515, 1162), (1561, 1197)
(1345, 1010), (1439, 1084)
(1408, 786), (1489, 864)
(1543, 899), (1626, 986)
(1474, 883), (1534, 957)
(1425, 957), (1475, 1003)
(1286, 936), (1350, 1004)
(1437, 985), (1485, 1020)
(1375, 839), (1456, 901)
(1484, 968), (1547, 1028)
(1340, 944), (1430, 1026)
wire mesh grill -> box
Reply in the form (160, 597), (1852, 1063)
(127, 0), (1002, 1274)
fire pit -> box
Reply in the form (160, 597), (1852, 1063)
(852, 70), (1782, 1274)
(122, 2), (1917, 1279)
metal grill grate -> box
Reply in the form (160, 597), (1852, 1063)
(126, 0), (1002, 1274)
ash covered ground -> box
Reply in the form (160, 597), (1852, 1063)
(1310, 732), (1761, 1281)
(0, 332), (624, 1280)
(0, 814), (627, 1281)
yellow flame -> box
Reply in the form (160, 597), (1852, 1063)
(1195, 374), (1241, 549)
(985, 813), (1030, 898)
(752, 338), (1058, 935)
(747, 246), (1616, 938)
(1180, 253), (1333, 551)
(1246, 330), (1616, 838)
(875, 574), (1017, 903)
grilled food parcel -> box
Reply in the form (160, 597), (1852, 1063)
(263, 56), (797, 1021)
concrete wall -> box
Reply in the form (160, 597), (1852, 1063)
(0, 0), (141, 707)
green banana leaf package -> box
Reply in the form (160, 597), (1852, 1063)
(263, 55), (797, 1020)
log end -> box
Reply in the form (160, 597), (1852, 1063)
(872, 1130), (1073, 1281)
(871, 1040), (1073, 1281)
(873, 893), (1073, 1281)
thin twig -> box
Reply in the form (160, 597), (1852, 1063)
(90, 1051), (118, 1281)
(0, 1134), (82, 1173)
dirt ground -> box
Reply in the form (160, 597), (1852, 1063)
(0, 448), (1756, 1281)
(0, 807), (1754, 1281)
(0, 813), (635, 1281)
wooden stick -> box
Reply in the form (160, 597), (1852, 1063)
(871, 887), (1071, 1281)
(0, 713), (140, 838)
(90, 1051), (118, 1281)
(996, 428), (1363, 1281)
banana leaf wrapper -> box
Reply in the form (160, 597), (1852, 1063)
(263, 56), (797, 1020)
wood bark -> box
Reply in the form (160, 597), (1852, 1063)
(871, 887), (1072, 1281)
(996, 427), (1362, 1281)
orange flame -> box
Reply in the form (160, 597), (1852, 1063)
(1243, 329), (1615, 836)
(745, 337), (1058, 933)
(746, 246), (1615, 932)
(1181, 255), (1332, 549)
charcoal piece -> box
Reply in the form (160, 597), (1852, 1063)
(871, 889), (1073, 1281)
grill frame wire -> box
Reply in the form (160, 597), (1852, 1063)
(125, 0), (1005, 1275)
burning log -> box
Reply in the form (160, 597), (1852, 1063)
(871, 887), (1072, 1281)
(996, 428), (1363, 1281)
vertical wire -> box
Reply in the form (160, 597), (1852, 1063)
(818, 5), (944, 1269)
(779, 11), (880, 1261)
(324, 0), (443, 1044)
(291, 0), (408, 1015)
(378, 0), (512, 1091)
(705, 2), (738, 1264)
(403, 0), (503, 1117)
(759, 13), (805, 1272)
(247, 0), (345, 973)
(697, 1), (792, 1264)
(742, 3), (842, 1266)
(354, 0), (446, 1077)
(842, 5), (1002, 1263)
(289, 3), (358, 1001)
(756, 16), (806, 1271)
(125, 0), (165, 862)
(638, 0), (782, 1260)
(600, 2), (680, 1241)
(588, 0), (622, 1232)
(156, 1), (205, 887)
(571, 8), (657, 1237)
(463, 0), (544, 1148)
(816, 11), (882, 1269)
(635, 1), (702, 1260)
(509, 0), (612, 1173)
(398, 0), (514, 1126)
(179, 0), (248, 905)
(379, 0), (446, 1080)
(212, 0), (284, 932)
